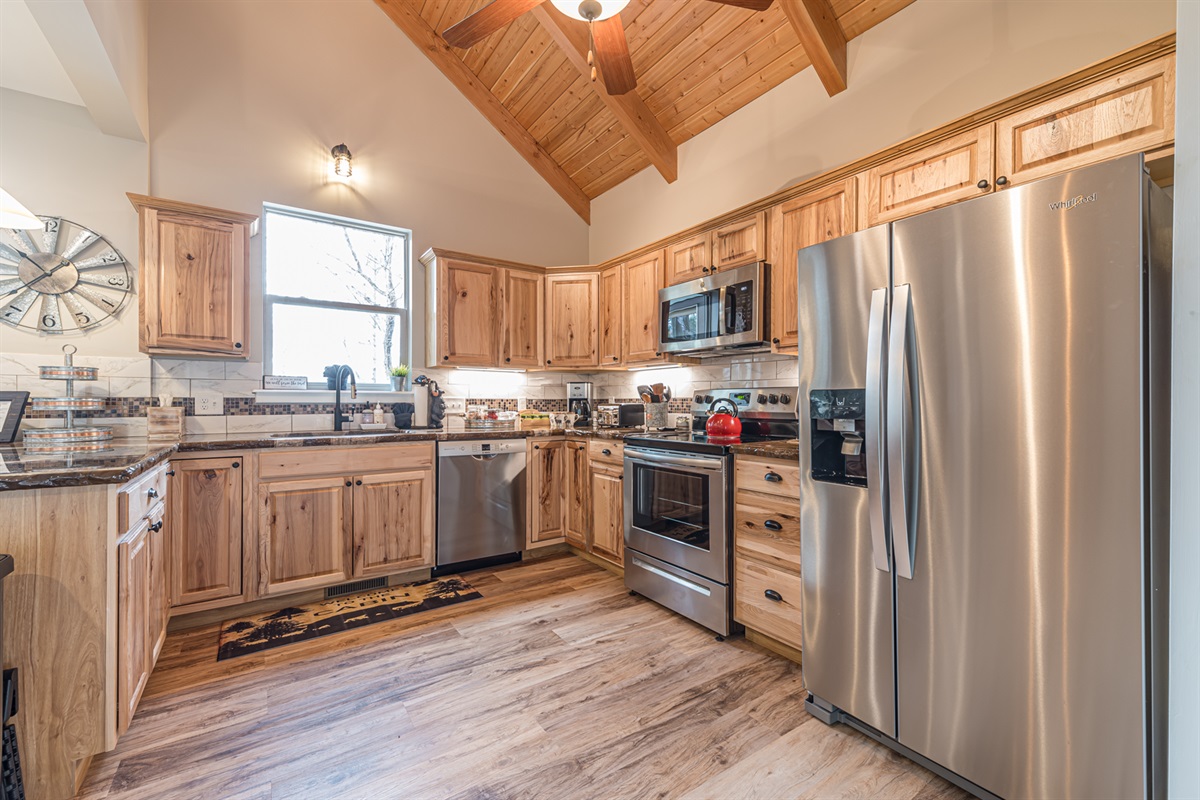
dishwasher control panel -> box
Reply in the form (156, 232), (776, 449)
(438, 439), (528, 457)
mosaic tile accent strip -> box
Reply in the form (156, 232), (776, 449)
(26, 397), (159, 419)
(465, 398), (519, 411)
(526, 399), (569, 412)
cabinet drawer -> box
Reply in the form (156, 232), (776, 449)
(734, 457), (800, 500)
(734, 492), (800, 573)
(587, 439), (624, 465)
(119, 463), (170, 533)
(257, 443), (434, 480)
(734, 557), (802, 650)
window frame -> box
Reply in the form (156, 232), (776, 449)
(262, 203), (413, 390)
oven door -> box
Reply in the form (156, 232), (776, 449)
(623, 447), (729, 583)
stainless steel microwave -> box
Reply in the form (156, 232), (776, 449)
(657, 261), (768, 355)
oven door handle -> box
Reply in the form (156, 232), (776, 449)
(624, 449), (726, 472)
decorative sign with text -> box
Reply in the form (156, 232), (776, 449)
(263, 375), (309, 390)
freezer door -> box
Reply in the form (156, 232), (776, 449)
(891, 155), (1149, 799)
(797, 224), (895, 737)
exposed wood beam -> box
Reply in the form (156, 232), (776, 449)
(374, 0), (591, 222)
(532, 5), (677, 184)
(779, 0), (847, 97)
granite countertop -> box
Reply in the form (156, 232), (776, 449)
(0, 424), (650, 491)
(728, 439), (801, 461)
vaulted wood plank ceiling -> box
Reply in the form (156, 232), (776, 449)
(375, 0), (917, 221)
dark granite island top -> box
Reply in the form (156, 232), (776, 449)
(728, 439), (801, 462)
(0, 424), (649, 491)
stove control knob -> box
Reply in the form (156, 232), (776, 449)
(704, 395), (714, 404)
(756, 394), (767, 404)
(768, 394), (779, 404)
(694, 395), (704, 404)
(780, 393), (792, 404)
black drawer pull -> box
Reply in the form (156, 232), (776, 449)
(149, 520), (163, 532)
(166, 470), (176, 477)
(763, 519), (783, 531)
(763, 472), (782, 483)
(764, 589), (783, 602)
(602, 448), (612, 456)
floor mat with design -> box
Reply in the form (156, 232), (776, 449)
(216, 576), (483, 660)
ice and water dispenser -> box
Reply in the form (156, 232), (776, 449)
(809, 389), (867, 487)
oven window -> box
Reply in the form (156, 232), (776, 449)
(630, 463), (710, 551)
(662, 289), (719, 343)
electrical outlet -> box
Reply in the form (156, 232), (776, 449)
(194, 394), (224, 415)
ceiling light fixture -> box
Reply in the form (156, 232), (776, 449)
(330, 143), (353, 179)
(550, 0), (629, 82)
(0, 188), (42, 229)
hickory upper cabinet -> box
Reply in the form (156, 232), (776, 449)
(423, 249), (544, 369)
(665, 212), (766, 286)
(858, 128), (994, 227)
(597, 265), (623, 366)
(128, 194), (255, 359)
(994, 56), (1175, 189)
(769, 179), (858, 353)
(623, 249), (667, 366)
(545, 273), (599, 368)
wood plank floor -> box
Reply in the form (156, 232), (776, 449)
(77, 554), (970, 800)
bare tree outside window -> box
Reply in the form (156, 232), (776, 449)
(264, 205), (411, 386)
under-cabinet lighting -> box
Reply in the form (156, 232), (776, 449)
(627, 363), (685, 373)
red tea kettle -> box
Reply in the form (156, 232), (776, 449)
(705, 398), (742, 441)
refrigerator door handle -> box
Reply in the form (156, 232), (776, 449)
(888, 283), (921, 580)
(865, 287), (890, 573)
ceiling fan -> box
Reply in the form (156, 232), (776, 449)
(442, 0), (774, 95)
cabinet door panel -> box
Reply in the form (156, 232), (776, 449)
(150, 212), (246, 355)
(996, 57), (1174, 187)
(169, 457), (243, 607)
(258, 477), (350, 596)
(590, 464), (624, 566)
(597, 266), (623, 366)
(501, 269), (543, 368)
(117, 524), (151, 737)
(147, 505), (170, 664)
(353, 470), (434, 576)
(712, 212), (766, 270)
(439, 260), (499, 367)
(666, 233), (710, 285)
(545, 274), (598, 368)
(565, 441), (591, 549)
(860, 127), (993, 226)
(622, 250), (665, 365)
(527, 440), (566, 546)
(769, 179), (857, 351)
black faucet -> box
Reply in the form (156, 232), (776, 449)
(332, 364), (357, 431)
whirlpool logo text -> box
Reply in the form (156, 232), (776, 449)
(1048, 192), (1098, 211)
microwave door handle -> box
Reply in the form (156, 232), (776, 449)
(866, 287), (890, 573)
(887, 283), (921, 580)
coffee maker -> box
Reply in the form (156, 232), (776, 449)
(567, 381), (593, 428)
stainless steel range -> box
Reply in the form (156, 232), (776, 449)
(623, 385), (799, 636)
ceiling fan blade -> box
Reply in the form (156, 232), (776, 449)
(443, 0), (545, 48)
(592, 14), (636, 95)
(706, 0), (774, 11)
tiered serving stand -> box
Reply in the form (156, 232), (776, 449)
(23, 345), (112, 452)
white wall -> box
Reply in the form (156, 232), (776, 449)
(588, 0), (1177, 262)
(1169, 3), (1199, 795)
(85, 0), (150, 141)
(147, 0), (590, 375)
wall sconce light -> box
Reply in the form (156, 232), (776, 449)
(331, 143), (352, 179)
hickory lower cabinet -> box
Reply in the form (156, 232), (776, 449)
(527, 438), (567, 547)
(564, 440), (590, 548)
(253, 443), (436, 596)
(586, 440), (625, 568)
(732, 455), (802, 657)
(168, 456), (244, 610)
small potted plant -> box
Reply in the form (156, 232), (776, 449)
(389, 364), (410, 391)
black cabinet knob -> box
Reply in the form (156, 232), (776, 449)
(655, 352), (661, 357)
(345, 480), (352, 487)
(534, 445), (540, 450)
(166, 470), (176, 477)
(602, 448), (612, 456)
(443, 355), (449, 361)
(232, 462), (240, 469)
(547, 360), (552, 365)
(772, 338), (780, 345)
(764, 589), (783, 602)
(612, 356), (619, 361)
(150, 520), (163, 532)
(505, 357), (511, 362)
(235, 342), (243, 349)
(764, 472), (782, 483)
(996, 175), (1009, 186)
(977, 179), (990, 190)
(356, 479), (363, 486)
(763, 519), (783, 531)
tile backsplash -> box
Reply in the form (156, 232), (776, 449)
(2, 350), (800, 439)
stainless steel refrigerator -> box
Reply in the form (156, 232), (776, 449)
(796, 154), (1171, 800)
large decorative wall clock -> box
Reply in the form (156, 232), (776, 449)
(0, 216), (131, 333)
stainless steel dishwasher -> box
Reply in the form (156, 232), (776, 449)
(436, 439), (526, 570)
